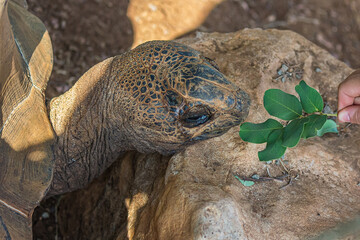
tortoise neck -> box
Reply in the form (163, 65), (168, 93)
(47, 57), (131, 195)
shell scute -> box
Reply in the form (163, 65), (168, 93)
(0, 1), (55, 239)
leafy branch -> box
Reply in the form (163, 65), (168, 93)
(239, 81), (338, 161)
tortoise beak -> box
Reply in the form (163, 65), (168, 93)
(188, 88), (250, 142)
(231, 89), (250, 124)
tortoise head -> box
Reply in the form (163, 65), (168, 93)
(117, 41), (250, 155)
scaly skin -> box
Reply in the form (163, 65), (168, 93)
(48, 41), (250, 195)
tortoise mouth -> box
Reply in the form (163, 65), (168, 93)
(185, 114), (239, 143)
(189, 128), (231, 142)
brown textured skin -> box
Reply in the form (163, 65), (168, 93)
(48, 40), (250, 195)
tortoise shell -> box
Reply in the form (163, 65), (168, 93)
(0, 0), (55, 239)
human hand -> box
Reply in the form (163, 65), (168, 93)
(338, 69), (360, 124)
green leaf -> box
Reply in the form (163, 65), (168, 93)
(239, 119), (283, 143)
(282, 118), (309, 147)
(295, 80), (324, 113)
(234, 175), (255, 187)
(258, 129), (287, 161)
(264, 89), (302, 120)
(302, 115), (327, 139)
(317, 119), (338, 136)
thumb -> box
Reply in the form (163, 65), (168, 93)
(338, 105), (360, 124)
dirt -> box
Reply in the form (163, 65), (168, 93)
(25, 0), (360, 239)
(198, 0), (360, 67)
(27, 0), (133, 98)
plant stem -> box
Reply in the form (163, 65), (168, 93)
(323, 113), (337, 117)
(312, 112), (337, 117)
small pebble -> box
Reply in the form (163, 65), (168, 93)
(251, 174), (260, 179)
(323, 105), (334, 114)
(148, 3), (157, 11)
(281, 64), (289, 72)
(315, 67), (322, 73)
(41, 212), (50, 219)
(277, 64), (289, 77)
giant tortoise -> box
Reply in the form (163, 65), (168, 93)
(0, 0), (250, 239)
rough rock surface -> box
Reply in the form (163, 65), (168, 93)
(127, 0), (222, 48)
(58, 29), (360, 240)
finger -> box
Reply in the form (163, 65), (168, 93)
(338, 69), (360, 111)
(338, 105), (360, 124)
(354, 97), (360, 105)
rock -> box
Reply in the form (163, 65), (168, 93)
(127, 0), (222, 48)
(58, 29), (360, 240)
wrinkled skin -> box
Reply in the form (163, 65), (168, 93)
(48, 41), (250, 195)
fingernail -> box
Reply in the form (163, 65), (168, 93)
(338, 111), (350, 122)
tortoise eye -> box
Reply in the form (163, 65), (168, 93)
(181, 106), (211, 128)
